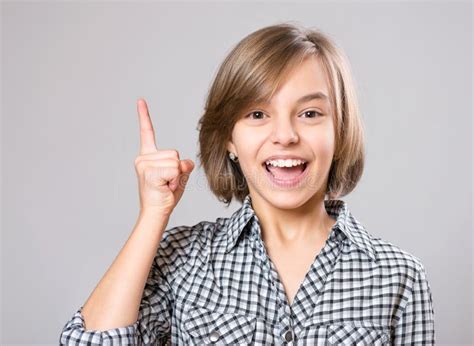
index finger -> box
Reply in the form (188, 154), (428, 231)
(137, 98), (158, 154)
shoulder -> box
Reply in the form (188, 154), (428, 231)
(153, 217), (229, 274)
(159, 216), (229, 250)
(369, 234), (429, 279)
(368, 235), (435, 327)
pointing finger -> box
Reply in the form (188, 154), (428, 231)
(137, 98), (158, 154)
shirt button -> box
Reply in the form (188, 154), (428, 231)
(284, 330), (293, 342)
(209, 330), (220, 342)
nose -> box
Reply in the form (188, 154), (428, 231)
(270, 116), (299, 145)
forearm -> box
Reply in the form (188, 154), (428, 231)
(80, 211), (170, 331)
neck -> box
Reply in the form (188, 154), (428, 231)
(251, 191), (337, 249)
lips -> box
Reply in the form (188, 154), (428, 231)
(263, 160), (310, 188)
(260, 154), (311, 183)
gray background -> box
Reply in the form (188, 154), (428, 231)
(1, 1), (472, 345)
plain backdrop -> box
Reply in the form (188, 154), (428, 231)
(1, 1), (472, 345)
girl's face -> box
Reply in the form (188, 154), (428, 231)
(227, 55), (335, 209)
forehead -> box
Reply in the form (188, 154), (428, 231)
(258, 55), (330, 106)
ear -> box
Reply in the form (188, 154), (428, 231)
(226, 139), (236, 154)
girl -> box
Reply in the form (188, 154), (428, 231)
(60, 23), (435, 345)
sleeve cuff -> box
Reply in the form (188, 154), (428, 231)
(59, 306), (140, 345)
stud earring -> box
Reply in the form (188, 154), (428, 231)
(228, 152), (238, 162)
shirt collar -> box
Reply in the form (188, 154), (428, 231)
(224, 193), (376, 261)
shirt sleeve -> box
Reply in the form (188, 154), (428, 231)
(392, 263), (435, 345)
(59, 242), (174, 345)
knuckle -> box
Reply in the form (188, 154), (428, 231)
(170, 149), (180, 159)
(170, 159), (180, 168)
(135, 160), (144, 170)
(165, 166), (180, 176)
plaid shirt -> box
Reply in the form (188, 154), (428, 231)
(60, 194), (435, 345)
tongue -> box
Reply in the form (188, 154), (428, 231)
(267, 165), (304, 180)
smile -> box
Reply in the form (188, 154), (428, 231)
(262, 161), (309, 188)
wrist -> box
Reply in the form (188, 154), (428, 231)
(139, 206), (171, 219)
(136, 208), (170, 232)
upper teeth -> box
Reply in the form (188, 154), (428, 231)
(265, 159), (306, 167)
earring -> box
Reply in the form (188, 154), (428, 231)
(228, 152), (238, 162)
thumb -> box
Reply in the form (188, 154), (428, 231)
(180, 159), (195, 174)
(169, 160), (194, 193)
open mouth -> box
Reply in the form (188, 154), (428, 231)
(262, 161), (309, 180)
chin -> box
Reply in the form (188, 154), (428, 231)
(261, 189), (319, 210)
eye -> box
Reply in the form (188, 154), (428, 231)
(246, 111), (266, 120)
(245, 110), (323, 120)
(300, 110), (323, 118)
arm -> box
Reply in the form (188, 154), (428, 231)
(60, 98), (194, 345)
(392, 264), (435, 345)
(59, 211), (172, 345)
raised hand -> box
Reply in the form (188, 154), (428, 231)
(134, 98), (194, 217)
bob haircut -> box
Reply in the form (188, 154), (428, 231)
(197, 22), (365, 206)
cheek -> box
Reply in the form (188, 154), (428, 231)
(233, 129), (266, 155)
(321, 135), (335, 156)
(306, 131), (335, 158)
(233, 134), (266, 176)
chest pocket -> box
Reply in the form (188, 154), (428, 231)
(183, 304), (257, 345)
(327, 324), (390, 345)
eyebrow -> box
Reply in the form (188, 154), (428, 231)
(295, 91), (328, 104)
(257, 91), (328, 105)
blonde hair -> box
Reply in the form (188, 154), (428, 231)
(197, 22), (365, 205)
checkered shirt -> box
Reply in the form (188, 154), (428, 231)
(60, 194), (435, 345)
